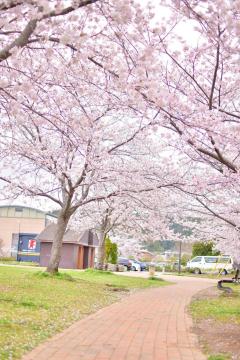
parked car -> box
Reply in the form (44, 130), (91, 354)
(139, 261), (147, 271)
(186, 255), (233, 275)
(117, 257), (132, 271)
(138, 261), (147, 271)
(131, 260), (147, 271)
(130, 260), (141, 271)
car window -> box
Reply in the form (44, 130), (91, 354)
(218, 257), (231, 263)
(191, 257), (202, 262)
(204, 257), (218, 263)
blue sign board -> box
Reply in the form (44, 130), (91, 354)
(17, 233), (40, 263)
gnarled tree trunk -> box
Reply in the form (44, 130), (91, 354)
(233, 260), (240, 281)
(46, 211), (71, 274)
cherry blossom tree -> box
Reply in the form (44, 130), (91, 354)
(118, 0), (240, 268)
(0, 0), (166, 273)
(0, 1), (102, 63)
(0, 40), (186, 274)
(71, 197), (134, 268)
(113, 235), (143, 259)
(71, 177), (184, 269)
(3, 0), (239, 276)
(161, 1), (240, 277)
(71, 200), (134, 268)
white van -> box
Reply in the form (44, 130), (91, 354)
(186, 256), (233, 275)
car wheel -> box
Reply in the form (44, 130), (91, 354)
(194, 268), (201, 274)
(131, 266), (136, 271)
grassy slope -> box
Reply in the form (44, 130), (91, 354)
(0, 266), (168, 359)
(190, 284), (240, 360)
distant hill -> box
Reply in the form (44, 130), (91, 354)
(143, 240), (174, 253)
(143, 221), (194, 254)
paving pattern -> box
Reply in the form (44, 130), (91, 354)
(22, 274), (216, 360)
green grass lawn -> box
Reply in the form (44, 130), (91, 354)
(207, 355), (231, 360)
(0, 266), (168, 360)
(190, 284), (240, 360)
(190, 285), (240, 324)
(67, 268), (169, 288)
(0, 260), (39, 267)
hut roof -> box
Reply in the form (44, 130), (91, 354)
(36, 223), (98, 247)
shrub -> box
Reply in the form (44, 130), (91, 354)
(155, 266), (163, 272)
(105, 236), (118, 264)
(0, 256), (15, 262)
(181, 254), (191, 266)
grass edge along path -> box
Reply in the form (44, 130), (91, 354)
(190, 284), (240, 360)
(0, 266), (169, 360)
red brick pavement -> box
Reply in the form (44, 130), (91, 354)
(22, 274), (215, 360)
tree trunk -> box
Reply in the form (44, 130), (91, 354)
(46, 211), (70, 274)
(96, 232), (106, 270)
(235, 269), (239, 280)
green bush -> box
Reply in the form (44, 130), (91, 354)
(181, 254), (191, 266)
(0, 256), (15, 261)
(105, 236), (118, 264)
(165, 264), (175, 272)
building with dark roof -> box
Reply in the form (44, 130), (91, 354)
(38, 223), (98, 269)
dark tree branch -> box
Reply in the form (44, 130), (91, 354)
(0, 0), (99, 62)
(196, 197), (237, 228)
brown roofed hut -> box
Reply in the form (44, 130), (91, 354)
(38, 224), (98, 269)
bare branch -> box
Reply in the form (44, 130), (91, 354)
(0, 0), (99, 62)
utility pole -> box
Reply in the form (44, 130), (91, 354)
(178, 240), (182, 274)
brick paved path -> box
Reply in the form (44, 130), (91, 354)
(22, 274), (215, 360)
